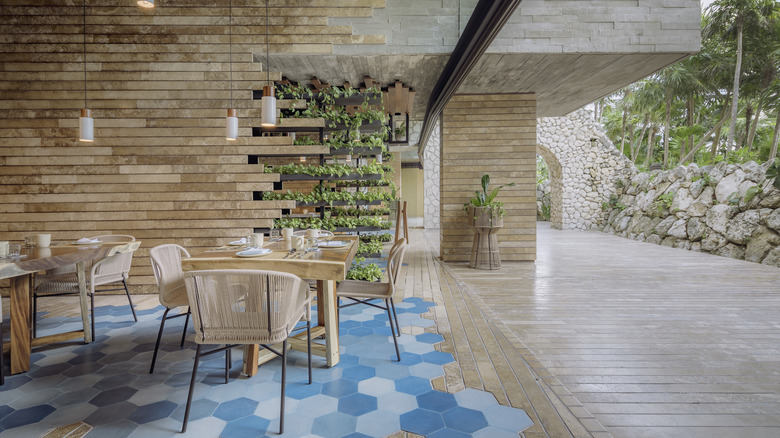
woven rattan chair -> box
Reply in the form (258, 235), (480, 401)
(337, 238), (407, 361)
(148, 244), (192, 374)
(181, 269), (313, 434)
(33, 237), (139, 337)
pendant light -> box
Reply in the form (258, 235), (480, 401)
(225, 0), (238, 140)
(137, 0), (154, 8)
(260, 0), (276, 127)
(79, 0), (93, 142)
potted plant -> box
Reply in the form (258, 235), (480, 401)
(463, 174), (515, 270)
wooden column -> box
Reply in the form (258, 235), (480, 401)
(439, 93), (537, 262)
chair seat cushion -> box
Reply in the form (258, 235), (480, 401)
(336, 280), (391, 299)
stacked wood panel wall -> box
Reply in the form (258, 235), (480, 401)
(440, 94), (537, 262)
(0, 1), (384, 293)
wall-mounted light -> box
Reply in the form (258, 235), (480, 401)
(260, 0), (276, 127)
(137, 0), (154, 8)
(79, 0), (93, 142)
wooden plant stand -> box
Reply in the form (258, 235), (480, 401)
(469, 206), (503, 270)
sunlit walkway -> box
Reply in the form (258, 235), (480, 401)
(424, 223), (780, 438)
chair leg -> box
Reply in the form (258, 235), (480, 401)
(90, 292), (95, 339)
(181, 344), (202, 434)
(0, 318), (4, 386)
(390, 298), (400, 337)
(32, 293), (38, 339)
(180, 308), (190, 347)
(149, 308), (171, 374)
(280, 339), (287, 435)
(122, 279), (138, 322)
(307, 319), (312, 384)
(225, 347), (231, 384)
(385, 299), (401, 362)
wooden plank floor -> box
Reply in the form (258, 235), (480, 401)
(443, 222), (780, 438)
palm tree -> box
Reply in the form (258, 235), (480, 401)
(704, 0), (777, 152)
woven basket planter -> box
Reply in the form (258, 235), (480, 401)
(468, 206), (503, 270)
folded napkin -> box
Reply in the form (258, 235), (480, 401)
(229, 237), (248, 244)
(77, 238), (100, 244)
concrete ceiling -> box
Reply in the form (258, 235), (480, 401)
(264, 50), (691, 123)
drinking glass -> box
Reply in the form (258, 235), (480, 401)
(9, 243), (21, 257)
(270, 229), (280, 241)
(24, 235), (36, 247)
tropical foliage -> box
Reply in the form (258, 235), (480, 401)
(597, 0), (780, 169)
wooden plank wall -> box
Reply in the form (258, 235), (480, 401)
(0, 0), (384, 294)
(439, 93), (537, 262)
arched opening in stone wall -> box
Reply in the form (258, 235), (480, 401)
(536, 144), (563, 229)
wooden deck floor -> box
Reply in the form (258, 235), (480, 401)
(439, 223), (780, 438)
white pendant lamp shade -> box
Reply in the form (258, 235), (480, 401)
(79, 108), (94, 142)
(138, 0), (154, 8)
(261, 85), (276, 127)
(226, 108), (238, 141)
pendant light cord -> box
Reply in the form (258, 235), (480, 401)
(83, 0), (87, 108)
(266, 0), (270, 88)
(229, 0), (233, 108)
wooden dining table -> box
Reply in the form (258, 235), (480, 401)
(0, 241), (140, 374)
(181, 236), (359, 375)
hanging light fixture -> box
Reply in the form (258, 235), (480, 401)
(225, 0), (238, 140)
(260, 0), (276, 127)
(137, 0), (154, 8)
(79, 0), (93, 142)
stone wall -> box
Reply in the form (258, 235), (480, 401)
(423, 120), (441, 229)
(537, 110), (635, 229)
(602, 162), (780, 267)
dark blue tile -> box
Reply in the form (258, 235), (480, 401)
(417, 391), (457, 413)
(98, 350), (140, 365)
(62, 361), (105, 378)
(442, 406), (488, 433)
(93, 372), (137, 391)
(337, 393), (377, 416)
(362, 319), (386, 328)
(0, 404), (55, 430)
(322, 378), (358, 398)
(339, 320), (361, 330)
(129, 400), (177, 424)
(0, 375), (31, 390)
(89, 385), (137, 407)
(286, 381), (322, 400)
(312, 412), (357, 438)
(214, 397), (258, 421)
(341, 365), (375, 382)
(422, 351), (454, 365)
(336, 354), (360, 368)
(395, 376), (432, 395)
(67, 351), (108, 365)
(221, 415), (270, 438)
(0, 405), (13, 421)
(164, 371), (193, 388)
(399, 408), (444, 436)
(28, 363), (72, 378)
(343, 433), (372, 438)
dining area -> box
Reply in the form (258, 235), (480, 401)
(0, 229), (429, 436)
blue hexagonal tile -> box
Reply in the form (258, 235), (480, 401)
(398, 352), (423, 365)
(312, 411), (358, 438)
(128, 400), (177, 424)
(417, 391), (457, 413)
(89, 386), (137, 407)
(286, 380), (322, 399)
(415, 332), (444, 344)
(220, 414), (271, 437)
(213, 397), (259, 421)
(322, 378), (358, 398)
(429, 428), (471, 438)
(395, 376), (431, 395)
(400, 408), (444, 436)
(338, 393), (377, 417)
(342, 365), (376, 382)
(422, 351), (454, 365)
(483, 403), (533, 432)
(442, 406), (488, 433)
(0, 404), (56, 429)
(348, 327), (373, 337)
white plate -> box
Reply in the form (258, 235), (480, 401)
(235, 248), (272, 257)
(318, 240), (349, 249)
